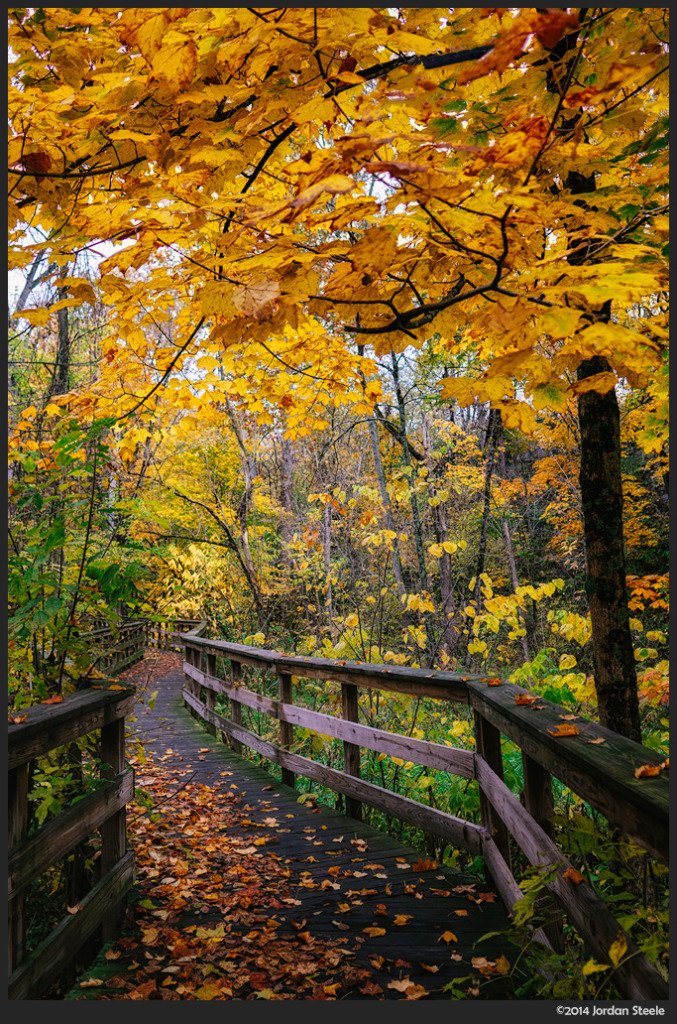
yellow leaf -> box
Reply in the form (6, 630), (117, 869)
(608, 934), (628, 967)
(582, 959), (610, 977)
(363, 926), (386, 937)
(438, 930), (458, 944)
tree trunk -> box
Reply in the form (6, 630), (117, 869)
(541, 15), (641, 740)
(279, 432), (294, 562)
(577, 355), (641, 741)
(46, 264), (71, 399)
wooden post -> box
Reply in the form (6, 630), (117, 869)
(204, 651), (217, 738)
(8, 763), (29, 975)
(229, 660), (243, 755)
(277, 670), (295, 788)
(522, 752), (565, 952)
(341, 683), (362, 820)
(473, 710), (512, 869)
(99, 717), (127, 942)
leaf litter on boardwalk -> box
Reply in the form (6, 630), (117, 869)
(74, 758), (504, 1000)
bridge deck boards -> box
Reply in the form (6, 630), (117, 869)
(69, 652), (524, 1000)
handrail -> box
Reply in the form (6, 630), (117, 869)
(8, 686), (136, 1000)
(178, 636), (668, 1000)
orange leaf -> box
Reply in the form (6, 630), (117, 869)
(412, 858), (437, 872)
(562, 867), (585, 885)
(486, 677), (503, 686)
(393, 914), (412, 926)
(515, 693), (539, 705)
(547, 723), (580, 738)
(43, 695), (64, 704)
(634, 763), (661, 778)
(363, 926), (386, 938)
(438, 930), (458, 944)
(8, 713), (27, 724)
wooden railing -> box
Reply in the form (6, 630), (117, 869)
(146, 618), (205, 653)
(88, 619), (147, 675)
(8, 686), (136, 1000)
(180, 637), (669, 1000)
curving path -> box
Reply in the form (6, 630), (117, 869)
(69, 650), (523, 1001)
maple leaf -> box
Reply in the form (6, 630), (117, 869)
(412, 858), (437, 872)
(634, 763), (661, 778)
(514, 693), (539, 705)
(438, 931), (458, 944)
(363, 926), (386, 938)
(8, 713), (27, 724)
(232, 278), (281, 322)
(547, 723), (580, 738)
(562, 867), (585, 885)
(42, 695), (64, 704)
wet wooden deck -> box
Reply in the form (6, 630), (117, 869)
(69, 652), (522, 1000)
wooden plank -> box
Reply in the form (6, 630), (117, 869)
(8, 763), (29, 975)
(182, 691), (483, 855)
(229, 660), (243, 755)
(184, 661), (475, 778)
(8, 688), (135, 770)
(8, 769), (134, 899)
(341, 682), (362, 820)
(184, 637), (473, 701)
(99, 718), (128, 942)
(474, 756), (668, 1000)
(8, 852), (135, 1001)
(468, 680), (668, 863)
(277, 671), (295, 788)
(521, 752), (564, 953)
(473, 711), (511, 868)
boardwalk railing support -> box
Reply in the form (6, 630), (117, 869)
(8, 687), (136, 1000)
(176, 633), (668, 1001)
(277, 670), (295, 788)
(341, 683), (362, 820)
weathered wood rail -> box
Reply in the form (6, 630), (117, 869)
(88, 619), (147, 675)
(180, 636), (669, 1000)
(8, 686), (136, 1000)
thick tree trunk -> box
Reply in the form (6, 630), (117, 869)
(577, 355), (641, 741)
(539, 15), (642, 740)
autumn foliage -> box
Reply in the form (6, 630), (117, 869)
(8, 10), (668, 727)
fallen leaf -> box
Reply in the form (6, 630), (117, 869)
(588, 736), (606, 745)
(79, 978), (104, 988)
(562, 867), (585, 884)
(359, 980), (383, 996)
(421, 963), (440, 973)
(486, 677), (503, 686)
(387, 978), (413, 992)
(363, 926), (386, 938)
(547, 723), (580, 738)
(43, 695), (65, 704)
(634, 763), (661, 778)
(393, 914), (412, 926)
(454, 909), (469, 917)
(412, 858), (437, 872)
(8, 713), (27, 724)
(515, 693), (539, 705)
(438, 930), (458, 944)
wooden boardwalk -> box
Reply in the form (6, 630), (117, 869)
(68, 651), (522, 1000)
